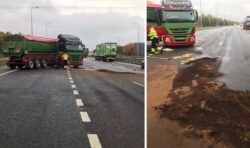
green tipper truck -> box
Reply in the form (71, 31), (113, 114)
(2, 34), (86, 69)
(94, 42), (117, 61)
(147, 0), (198, 46)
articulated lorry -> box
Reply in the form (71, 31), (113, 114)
(2, 34), (86, 69)
(94, 42), (117, 61)
(243, 16), (250, 30)
(147, 0), (198, 46)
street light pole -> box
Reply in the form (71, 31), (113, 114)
(200, 0), (203, 28)
(30, 6), (39, 35)
(134, 22), (140, 56)
(46, 22), (51, 37)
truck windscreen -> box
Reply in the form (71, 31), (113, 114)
(162, 10), (195, 22)
(66, 44), (84, 51)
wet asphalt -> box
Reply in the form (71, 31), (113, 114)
(84, 57), (144, 74)
(148, 26), (250, 91)
(0, 65), (144, 148)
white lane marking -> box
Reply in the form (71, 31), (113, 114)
(73, 90), (79, 95)
(84, 68), (97, 71)
(80, 112), (91, 122)
(133, 82), (144, 87)
(71, 84), (76, 89)
(70, 80), (74, 84)
(0, 70), (18, 77)
(219, 41), (223, 46)
(69, 77), (72, 80)
(88, 134), (102, 148)
(76, 99), (84, 107)
(195, 47), (203, 50)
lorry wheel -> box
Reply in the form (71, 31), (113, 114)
(9, 64), (16, 70)
(18, 65), (23, 69)
(34, 59), (41, 69)
(41, 59), (47, 69)
(28, 59), (34, 69)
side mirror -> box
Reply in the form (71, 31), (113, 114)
(195, 10), (199, 21)
(154, 9), (161, 26)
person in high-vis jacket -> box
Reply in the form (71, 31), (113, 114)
(148, 27), (163, 54)
(62, 53), (68, 69)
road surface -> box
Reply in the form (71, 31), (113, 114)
(83, 57), (144, 74)
(148, 26), (250, 90)
(0, 65), (144, 148)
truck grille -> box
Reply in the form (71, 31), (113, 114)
(70, 55), (81, 61)
(170, 28), (189, 34)
(173, 36), (187, 42)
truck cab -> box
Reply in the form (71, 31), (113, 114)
(147, 0), (198, 46)
(94, 42), (117, 62)
(243, 16), (250, 30)
(57, 34), (86, 68)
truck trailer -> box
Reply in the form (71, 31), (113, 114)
(147, 0), (198, 46)
(243, 16), (250, 30)
(2, 34), (86, 69)
(94, 42), (117, 61)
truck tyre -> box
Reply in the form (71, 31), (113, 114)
(9, 64), (16, 70)
(18, 65), (23, 69)
(28, 59), (34, 69)
(41, 59), (47, 69)
(34, 59), (41, 69)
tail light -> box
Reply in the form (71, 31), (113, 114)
(191, 27), (196, 34)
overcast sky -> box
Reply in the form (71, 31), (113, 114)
(0, 0), (145, 49)
(151, 0), (250, 22)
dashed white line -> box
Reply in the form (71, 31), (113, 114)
(80, 112), (91, 122)
(219, 41), (223, 46)
(133, 82), (144, 87)
(195, 47), (204, 50)
(73, 90), (79, 95)
(71, 84), (76, 89)
(88, 134), (102, 148)
(0, 70), (18, 77)
(69, 77), (72, 80)
(76, 99), (84, 107)
(70, 80), (74, 84)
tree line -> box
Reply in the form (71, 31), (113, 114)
(196, 14), (239, 27)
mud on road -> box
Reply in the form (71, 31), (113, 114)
(149, 58), (250, 148)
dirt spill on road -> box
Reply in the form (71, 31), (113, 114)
(148, 58), (250, 148)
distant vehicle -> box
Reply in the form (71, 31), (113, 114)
(141, 60), (144, 70)
(2, 34), (86, 69)
(84, 48), (89, 58)
(147, 0), (198, 46)
(94, 42), (117, 61)
(243, 16), (250, 30)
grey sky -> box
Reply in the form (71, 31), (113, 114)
(192, 0), (250, 22)
(152, 0), (250, 22)
(0, 0), (145, 49)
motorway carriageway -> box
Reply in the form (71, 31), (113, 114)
(0, 61), (144, 148)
